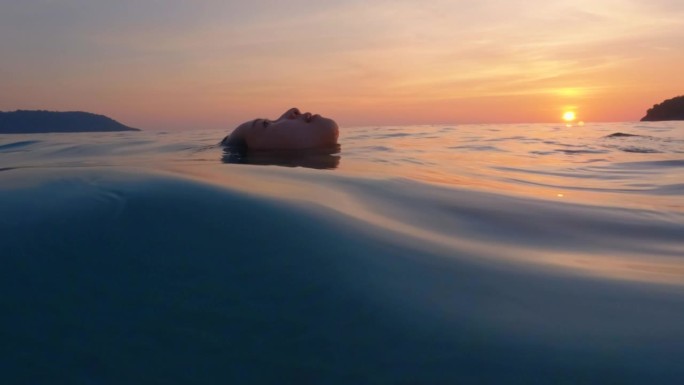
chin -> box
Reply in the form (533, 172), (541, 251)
(318, 117), (338, 130)
(310, 118), (339, 146)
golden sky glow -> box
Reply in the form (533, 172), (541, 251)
(1, 0), (683, 129)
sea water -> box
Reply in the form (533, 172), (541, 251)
(1, 122), (683, 384)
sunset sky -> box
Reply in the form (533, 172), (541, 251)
(1, 0), (682, 130)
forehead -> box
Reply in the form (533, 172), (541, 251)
(235, 120), (257, 131)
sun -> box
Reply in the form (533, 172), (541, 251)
(562, 111), (576, 122)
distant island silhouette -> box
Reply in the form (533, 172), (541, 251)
(641, 96), (684, 121)
(0, 110), (140, 133)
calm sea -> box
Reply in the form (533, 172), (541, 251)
(1, 122), (683, 384)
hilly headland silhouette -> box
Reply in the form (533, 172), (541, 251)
(0, 110), (140, 133)
(641, 95), (684, 121)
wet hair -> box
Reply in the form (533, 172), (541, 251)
(220, 133), (247, 149)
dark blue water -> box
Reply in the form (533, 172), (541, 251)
(1, 122), (683, 384)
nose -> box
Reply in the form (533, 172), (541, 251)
(280, 107), (301, 120)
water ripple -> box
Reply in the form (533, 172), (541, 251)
(0, 140), (41, 152)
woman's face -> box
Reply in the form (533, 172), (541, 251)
(237, 108), (339, 150)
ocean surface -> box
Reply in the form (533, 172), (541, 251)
(1, 122), (683, 384)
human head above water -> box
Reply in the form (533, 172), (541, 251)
(221, 107), (339, 150)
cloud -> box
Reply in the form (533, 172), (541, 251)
(1, 0), (682, 127)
